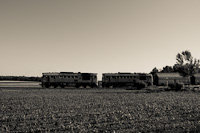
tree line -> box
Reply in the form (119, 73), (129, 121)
(0, 76), (41, 82)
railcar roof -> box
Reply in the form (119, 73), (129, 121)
(42, 72), (60, 75)
(103, 73), (152, 76)
(42, 72), (97, 76)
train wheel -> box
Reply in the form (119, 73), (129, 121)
(45, 84), (50, 88)
(91, 84), (97, 88)
(76, 84), (80, 88)
(53, 85), (57, 88)
(106, 84), (109, 88)
(60, 85), (65, 88)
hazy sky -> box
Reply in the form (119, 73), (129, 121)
(1, 0), (200, 79)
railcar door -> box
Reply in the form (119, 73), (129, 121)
(47, 76), (50, 82)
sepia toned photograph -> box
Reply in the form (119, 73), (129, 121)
(1, 0), (200, 132)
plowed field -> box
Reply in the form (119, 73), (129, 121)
(1, 88), (200, 132)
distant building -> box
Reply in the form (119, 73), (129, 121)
(154, 73), (188, 85)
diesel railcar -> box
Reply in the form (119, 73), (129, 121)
(42, 72), (97, 88)
(102, 72), (153, 88)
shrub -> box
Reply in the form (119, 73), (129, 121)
(168, 83), (175, 90)
(175, 82), (184, 91)
(135, 81), (147, 89)
(168, 82), (184, 91)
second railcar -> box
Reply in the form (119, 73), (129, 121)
(42, 72), (97, 88)
(102, 72), (153, 88)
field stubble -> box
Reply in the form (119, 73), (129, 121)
(1, 88), (200, 132)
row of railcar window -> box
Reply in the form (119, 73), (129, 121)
(46, 76), (78, 79)
(44, 75), (96, 79)
(104, 76), (147, 79)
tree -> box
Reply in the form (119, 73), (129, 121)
(161, 66), (174, 73)
(150, 67), (159, 76)
(175, 50), (200, 84)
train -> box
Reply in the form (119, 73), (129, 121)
(41, 72), (153, 88)
(41, 72), (200, 88)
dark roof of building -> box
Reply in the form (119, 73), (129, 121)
(155, 73), (183, 78)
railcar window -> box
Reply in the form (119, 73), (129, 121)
(68, 76), (70, 78)
(82, 74), (90, 80)
(75, 76), (78, 78)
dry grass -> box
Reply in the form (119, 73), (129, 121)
(1, 88), (200, 132)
